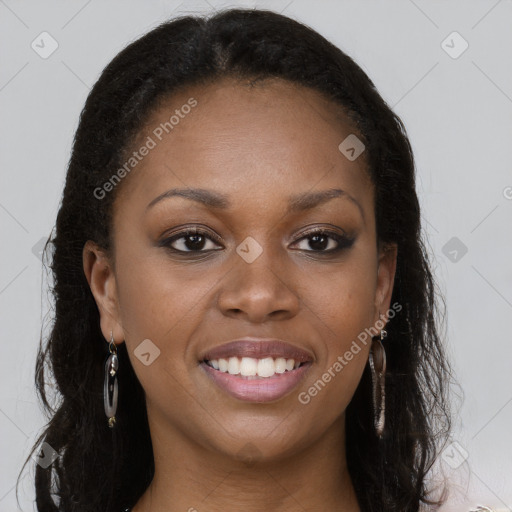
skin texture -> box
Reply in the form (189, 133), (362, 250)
(83, 77), (397, 512)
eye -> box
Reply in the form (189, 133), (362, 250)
(159, 226), (354, 255)
(159, 227), (223, 253)
(291, 228), (355, 253)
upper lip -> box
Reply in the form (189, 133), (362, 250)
(199, 337), (315, 363)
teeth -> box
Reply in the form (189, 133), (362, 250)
(240, 357), (257, 376)
(206, 356), (303, 378)
(228, 356), (240, 375)
(274, 357), (287, 373)
(257, 357), (275, 378)
(218, 358), (228, 372)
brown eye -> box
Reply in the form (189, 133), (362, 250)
(292, 229), (355, 253)
(160, 228), (222, 253)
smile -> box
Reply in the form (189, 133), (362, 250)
(204, 356), (307, 378)
(199, 357), (313, 403)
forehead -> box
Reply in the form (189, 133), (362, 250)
(114, 77), (373, 216)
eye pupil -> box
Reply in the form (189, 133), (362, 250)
(309, 234), (328, 251)
(185, 234), (205, 250)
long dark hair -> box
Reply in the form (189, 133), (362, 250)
(18, 8), (453, 512)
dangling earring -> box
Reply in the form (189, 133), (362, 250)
(104, 330), (119, 428)
(369, 328), (387, 438)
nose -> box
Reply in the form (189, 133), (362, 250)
(216, 248), (300, 323)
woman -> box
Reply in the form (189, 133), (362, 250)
(19, 7), (457, 512)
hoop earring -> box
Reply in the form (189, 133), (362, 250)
(369, 328), (387, 438)
(104, 330), (119, 429)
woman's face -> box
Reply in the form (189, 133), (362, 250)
(85, 77), (397, 462)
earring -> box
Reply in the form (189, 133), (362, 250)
(369, 328), (387, 438)
(104, 330), (119, 428)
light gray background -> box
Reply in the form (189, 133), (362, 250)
(1, 1), (511, 510)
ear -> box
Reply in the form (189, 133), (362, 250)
(374, 242), (398, 326)
(82, 240), (125, 344)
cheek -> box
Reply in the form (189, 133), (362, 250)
(297, 249), (376, 404)
(303, 250), (377, 343)
(117, 246), (218, 382)
(297, 281), (373, 422)
(114, 245), (215, 356)
(114, 253), (211, 404)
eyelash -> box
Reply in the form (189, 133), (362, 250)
(159, 226), (355, 256)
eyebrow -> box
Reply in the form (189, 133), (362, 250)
(146, 187), (365, 222)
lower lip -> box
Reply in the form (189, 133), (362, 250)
(199, 361), (312, 403)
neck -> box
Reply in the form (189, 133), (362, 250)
(132, 412), (361, 512)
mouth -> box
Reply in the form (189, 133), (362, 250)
(202, 356), (309, 379)
(198, 338), (314, 402)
